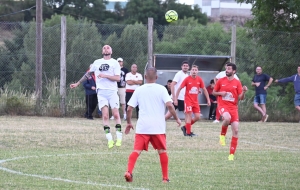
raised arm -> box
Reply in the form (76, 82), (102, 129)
(70, 71), (93, 89)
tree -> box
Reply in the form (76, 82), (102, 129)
(236, 0), (300, 31)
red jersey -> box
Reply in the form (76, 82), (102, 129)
(214, 77), (243, 109)
(180, 76), (205, 104)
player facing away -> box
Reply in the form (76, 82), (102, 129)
(174, 65), (211, 137)
(124, 67), (181, 183)
(70, 45), (123, 149)
(212, 62), (248, 161)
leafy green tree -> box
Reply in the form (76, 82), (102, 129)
(236, 0), (300, 32)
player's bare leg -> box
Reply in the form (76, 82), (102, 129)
(260, 104), (269, 122)
(254, 103), (265, 121)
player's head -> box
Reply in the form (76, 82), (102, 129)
(181, 61), (190, 73)
(102, 45), (112, 56)
(167, 79), (172, 88)
(256, 66), (262, 75)
(190, 65), (198, 77)
(226, 62), (237, 77)
(210, 79), (215, 87)
(131, 64), (138, 73)
(117, 58), (123, 67)
(145, 67), (157, 82)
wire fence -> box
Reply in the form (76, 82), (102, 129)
(0, 19), (300, 121)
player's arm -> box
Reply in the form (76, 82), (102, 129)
(174, 86), (183, 104)
(239, 86), (248, 100)
(170, 81), (177, 100)
(70, 71), (93, 88)
(212, 81), (226, 97)
(98, 74), (120, 82)
(166, 101), (181, 126)
(214, 77), (218, 85)
(125, 106), (134, 134)
(202, 87), (211, 106)
(264, 77), (273, 89)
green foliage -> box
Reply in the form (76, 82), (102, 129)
(236, 0), (300, 32)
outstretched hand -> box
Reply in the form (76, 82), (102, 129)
(242, 85), (248, 92)
(70, 82), (79, 89)
(125, 124), (134, 134)
(176, 118), (181, 127)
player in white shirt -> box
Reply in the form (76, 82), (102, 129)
(124, 67), (181, 183)
(70, 45), (123, 149)
(213, 62), (239, 123)
(125, 64), (143, 118)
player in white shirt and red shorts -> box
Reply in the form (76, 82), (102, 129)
(124, 67), (181, 183)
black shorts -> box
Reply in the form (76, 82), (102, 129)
(174, 100), (184, 111)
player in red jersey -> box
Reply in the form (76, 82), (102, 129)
(174, 65), (211, 137)
(213, 62), (248, 161)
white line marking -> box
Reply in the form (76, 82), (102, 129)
(0, 152), (148, 190)
(240, 140), (300, 152)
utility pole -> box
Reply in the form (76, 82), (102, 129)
(35, 0), (43, 113)
(230, 25), (236, 64)
(147, 17), (153, 67)
(60, 16), (67, 116)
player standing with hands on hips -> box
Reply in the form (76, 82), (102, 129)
(124, 67), (181, 183)
(70, 45), (123, 149)
(213, 62), (248, 161)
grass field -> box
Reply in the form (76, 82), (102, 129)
(0, 116), (299, 190)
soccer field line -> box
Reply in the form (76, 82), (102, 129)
(0, 152), (148, 190)
(240, 140), (300, 152)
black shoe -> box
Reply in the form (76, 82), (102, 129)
(87, 116), (93, 120)
(181, 126), (187, 136)
(186, 132), (197, 137)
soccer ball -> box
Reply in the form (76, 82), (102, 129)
(165, 10), (178, 22)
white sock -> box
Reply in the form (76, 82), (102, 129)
(105, 133), (113, 141)
(116, 131), (122, 140)
(123, 114), (126, 118)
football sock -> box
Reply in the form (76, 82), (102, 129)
(104, 126), (113, 141)
(159, 152), (169, 180)
(127, 152), (139, 174)
(186, 123), (191, 134)
(191, 119), (196, 125)
(115, 124), (122, 140)
(221, 125), (228, 136)
(216, 110), (220, 120)
(230, 136), (238, 155)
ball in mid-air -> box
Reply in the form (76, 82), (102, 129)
(165, 10), (178, 22)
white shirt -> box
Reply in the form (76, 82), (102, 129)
(90, 58), (120, 91)
(125, 72), (143, 90)
(215, 71), (239, 80)
(173, 70), (189, 100)
(128, 83), (172, 134)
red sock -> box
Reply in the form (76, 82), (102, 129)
(221, 126), (228, 136)
(159, 152), (169, 180)
(191, 119), (196, 125)
(230, 137), (238, 154)
(186, 123), (191, 134)
(127, 152), (139, 173)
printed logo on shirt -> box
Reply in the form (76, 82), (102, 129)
(99, 64), (110, 71)
(222, 84), (226, 86)
(233, 86), (237, 88)
(222, 92), (235, 102)
(189, 87), (198, 94)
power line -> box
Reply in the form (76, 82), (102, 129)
(0, 6), (36, 18)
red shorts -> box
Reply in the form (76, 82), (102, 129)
(133, 134), (167, 151)
(184, 102), (200, 113)
(218, 107), (239, 123)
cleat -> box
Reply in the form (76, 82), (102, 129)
(262, 114), (269, 122)
(162, 178), (170, 183)
(228, 154), (234, 161)
(108, 140), (114, 148)
(213, 120), (220, 123)
(219, 135), (226, 146)
(186, 132), (197, 137)
(181, 126), (187, 136)
(124, 171), (133, 182)
(115, 139), (122, 147)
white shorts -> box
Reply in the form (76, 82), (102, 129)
(118, 88), (126, 104)
(97, 89), (120, 109)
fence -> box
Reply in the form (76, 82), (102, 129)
(0, 17), (300, 121)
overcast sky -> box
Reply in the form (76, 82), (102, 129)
(108, 0), (194, 5)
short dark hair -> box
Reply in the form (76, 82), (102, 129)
(181, 60), (189, 66)
(226, 62), (237, 71)
(167, 79), (172, 83)
(210, 79), (214, 84)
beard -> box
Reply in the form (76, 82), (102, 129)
(226, 72), (233, 77)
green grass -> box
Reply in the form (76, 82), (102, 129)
(0, 116), (299, 190)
